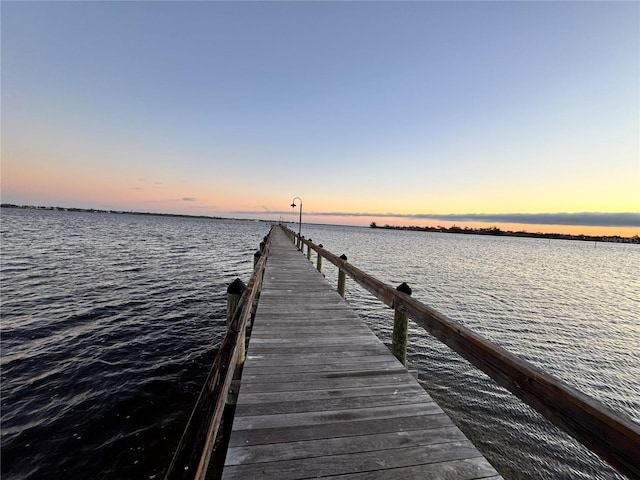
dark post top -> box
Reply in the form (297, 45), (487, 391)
(396, 282), (412, 296)
(227, 278), (247, 295)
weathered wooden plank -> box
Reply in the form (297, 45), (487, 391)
(225, 426), (466, 465)
(251, 333), (372, 341)
(246, 343), (388, 353)
(250, 319), (369, 327)
(318, 458), (503, 480)
(251, 321), (365, 328)
(245, 349), (395, 362)
(237, 372), (416, 394)
(257, 299), (348, 307)
(234, 388), (437, 416)
(239, 366), (410, 384)
(248, 335), (382, 345)
(228, 413), (458, 448)
(232, 402), (444, 430)
(246, 344), (390, 355)
(222, 441), (484, 479)
(234, 383), (425, 407)
(254, 305), (359, 310)
(241, 358), (403, 375)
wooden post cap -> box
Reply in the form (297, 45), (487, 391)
(396, 282), (412, 295)
(227, 278), (247, 295)
(340, 254), (348, 261)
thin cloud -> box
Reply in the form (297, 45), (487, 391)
(189, 204), (218, 209)
(181, 197), (197, 202)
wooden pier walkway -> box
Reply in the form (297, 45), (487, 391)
(222, 227), (502, 479)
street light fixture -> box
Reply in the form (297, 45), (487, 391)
(291, 197), (302, 249)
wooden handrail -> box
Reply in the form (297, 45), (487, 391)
(165, 226), (274, 480)
(286, 226), (640, 480)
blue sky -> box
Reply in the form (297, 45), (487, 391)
(2, 1), (639, 234)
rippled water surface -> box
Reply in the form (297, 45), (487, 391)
(2, 210), (638, 479)
(1, 209), (267, 479)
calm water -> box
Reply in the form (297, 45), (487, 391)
(1, 209), (638, 479)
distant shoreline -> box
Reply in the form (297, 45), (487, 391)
(0, 203), (271, 223)
(2, 204), (638, 244)
(370, 221), (639, 244)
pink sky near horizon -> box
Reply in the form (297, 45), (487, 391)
(2, 157), (638, 237)
(3, 179), (637, 238)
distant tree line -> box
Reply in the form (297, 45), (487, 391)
(369, 221), (639, 244)
(0, 204), (269, 223)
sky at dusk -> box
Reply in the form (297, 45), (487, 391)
(2, 1), (639, 236)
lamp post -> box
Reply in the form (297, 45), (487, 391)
(290, 197), (302, 249)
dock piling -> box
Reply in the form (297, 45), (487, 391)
(392, 282), (412, 366)
(316, 244), (323, 273)
(226, 278), (247, 404)
(337, 254), (348, 298)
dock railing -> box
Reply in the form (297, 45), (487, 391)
(164, 227), (274, 480)
(284, 225), (640, 480)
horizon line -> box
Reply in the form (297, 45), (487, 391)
(230, 210), (640, 228)
(4, 203), (639, 230)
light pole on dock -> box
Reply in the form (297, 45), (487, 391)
(290, 197), (302, 248)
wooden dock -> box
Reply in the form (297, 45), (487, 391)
(222, 227), (503, 479)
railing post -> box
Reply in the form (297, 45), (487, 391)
(253, 250), (261, 269)
(316, 244), (323, 273)
(226, 277), (247, 404)
(307, 239), (312, 260)
(392, 282), (412, 366)
(337, 254), (348, 298)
